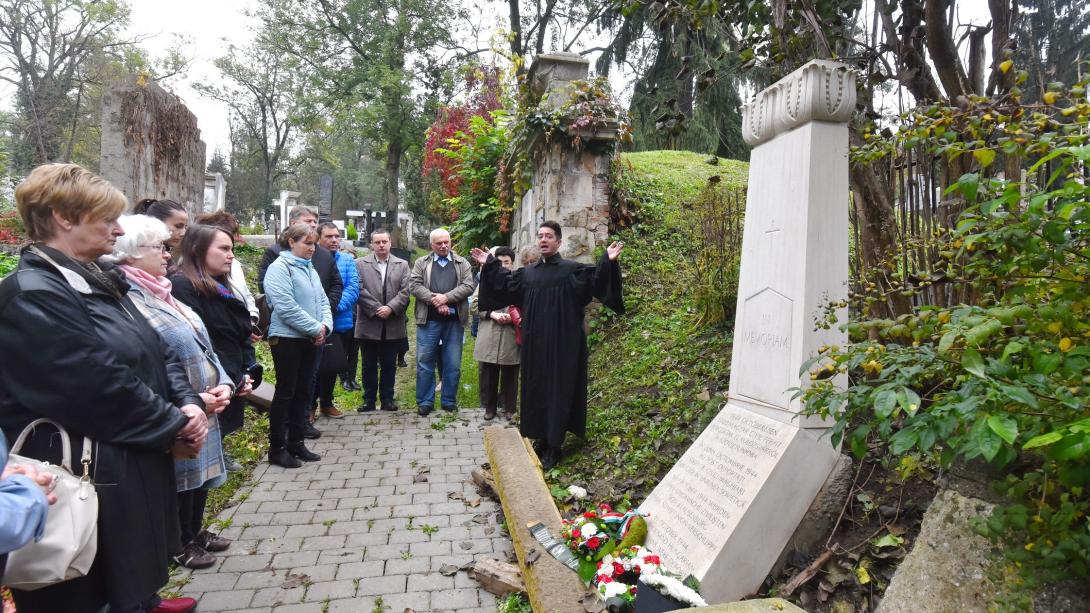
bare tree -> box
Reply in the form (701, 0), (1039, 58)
(0, 0), (134, 168)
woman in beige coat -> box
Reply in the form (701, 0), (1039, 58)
(471, 246), (520, 421)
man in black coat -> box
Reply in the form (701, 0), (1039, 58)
(257, 205), (343, 433)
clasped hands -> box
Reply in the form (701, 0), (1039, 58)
(199, 384), (233, 414)
(490, 311), (512, 325)
(174, 404), (209, 458)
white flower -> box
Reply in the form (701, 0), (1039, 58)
(580, 523), (599, 538)
(599, 581), (630, 598)
(600, 554), (615, 566)
(567, 485), (588, 499)
(639, 573), (707, 607)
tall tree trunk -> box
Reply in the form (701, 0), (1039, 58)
(384, 139), (403, 247)
(849, 125), (912, 317)
(508, 0), (525, 71)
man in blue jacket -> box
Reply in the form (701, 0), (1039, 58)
(315, 223), (360, 418)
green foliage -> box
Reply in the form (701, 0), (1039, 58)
(690, 181), (744, 326)
(801, 75), (1090, 591)
(346, 223), (358, 241)
(0, 252), (18, 278)
(438, 112), (511, 252)
(496, 593), (532, 613)
(553, 151), (747, 497)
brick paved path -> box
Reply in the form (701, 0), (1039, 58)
(181, 409), (510, 612)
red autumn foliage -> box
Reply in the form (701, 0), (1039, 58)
(421, 65), (504, 201)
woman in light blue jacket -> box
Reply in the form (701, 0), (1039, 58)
(264, 224), (333, 468)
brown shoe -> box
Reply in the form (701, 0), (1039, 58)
(320, 406), (345, 419)
(194, 529), (231, 552)
(484, 408), (496, 421)
(173, 542), (215, 569)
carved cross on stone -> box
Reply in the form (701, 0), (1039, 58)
(763, 218), (781, 252)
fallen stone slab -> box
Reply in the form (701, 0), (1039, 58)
(877, 489), (997, 612)
(470, 557), (525, 596)
(484, 425), (587, 613)
(674, 598), (806, 612)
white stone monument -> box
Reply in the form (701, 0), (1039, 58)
(639, 60), (855, 603)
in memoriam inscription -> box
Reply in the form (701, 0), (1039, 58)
(734, 287), (794, 407)
(643, 407), (796, 578)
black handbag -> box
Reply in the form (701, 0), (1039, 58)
(318, 334), (349, 374)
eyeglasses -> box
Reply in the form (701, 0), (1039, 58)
(138, 244), (169, 253)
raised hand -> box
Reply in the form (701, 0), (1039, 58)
(606, 241), (624, 261)
(469, 247), (490, 266)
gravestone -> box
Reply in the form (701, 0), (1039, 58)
(100, 75), (206, 214)
(639, 60), (856, 603)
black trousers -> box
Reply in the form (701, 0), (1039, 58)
(479, 362), (519, 413)
(360, 338), (401, 405)
(269, 337), (319, 448)
(177, 485), (209, 545)
(342, 334), (360, 383)
(317, 330), (354, 407)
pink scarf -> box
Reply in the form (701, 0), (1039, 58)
(120, 264), (180, 310)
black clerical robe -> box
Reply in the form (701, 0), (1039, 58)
(478, 252), (624, 448)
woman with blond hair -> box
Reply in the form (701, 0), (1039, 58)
(263, 223), (332, 468)
(0, 164), (207, 613)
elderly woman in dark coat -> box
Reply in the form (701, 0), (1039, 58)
(116, 214), (238, 570)
(0, 164), (209, 613)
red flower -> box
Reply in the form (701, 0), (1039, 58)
(613, 562), (625, 577)
(598, 503), (613, 513)
(600, 575), (612, 583)
(586, 537), (601, 550)
(583, 512), (597, 519)
(645, 555), (661, 565)
(634, 565), (642, 574)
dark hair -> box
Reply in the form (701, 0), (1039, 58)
(194, 210), (240, 236)
(494, 246), (516, 261)
(135, 198), (186, 221)
(175, 224), (234, 297)
(318, 222), (340, 235)
(540, 220), (562, 240)
(278, 223), (319, 248)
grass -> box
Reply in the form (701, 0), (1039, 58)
(550, 150), (749, 504)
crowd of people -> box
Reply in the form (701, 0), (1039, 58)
(0, 163), (624, 613)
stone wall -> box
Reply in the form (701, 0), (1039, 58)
(509, 54), (616, 263)
(100, 76), (206, 214)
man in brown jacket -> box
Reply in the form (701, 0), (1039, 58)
(354, 229), (411, 412)
(408, 228), (475, 415)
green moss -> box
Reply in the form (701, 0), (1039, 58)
(551, 150), (748, 501)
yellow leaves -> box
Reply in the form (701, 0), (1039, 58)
(862, 360), (883, 375)
(999, 60), (1014, 74)
(1059, 338), (1074, 352)
(1047, 322), (1063, 334)
(855, 559), (872, 585)
(937, 312), (952, 324)
(1043, 91), (1059, 105)
(1024, 542), (1035, 551)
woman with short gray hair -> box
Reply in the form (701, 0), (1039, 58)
(115, 214), (237, 569)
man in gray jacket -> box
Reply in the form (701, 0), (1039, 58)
(408, 228), (475, 415)
(355, 229), (411, 412)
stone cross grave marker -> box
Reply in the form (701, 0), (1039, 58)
(639, 59), (856, 603)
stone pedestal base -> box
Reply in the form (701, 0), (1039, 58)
(641, 404), (840, 603)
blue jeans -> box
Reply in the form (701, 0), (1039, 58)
(416, 319), (464, 408)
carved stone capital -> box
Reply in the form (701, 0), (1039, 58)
(741, 60), (856, 147)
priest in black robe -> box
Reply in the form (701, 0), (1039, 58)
(472, 221), (625, 470)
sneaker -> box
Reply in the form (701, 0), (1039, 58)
(223, 454), (243, 473)
(269, 447), (302, 469)
(150, 597), (198, 613)
(194, 529), (231, 553)
(173, 542), (215, 570)
(303, 422), (321, 439)
(288, 443), (321, 462)
(320, 406), (345, 419)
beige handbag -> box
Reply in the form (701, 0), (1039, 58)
(2, 419), (99, 590)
